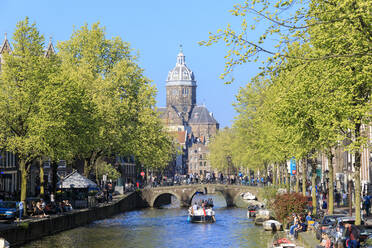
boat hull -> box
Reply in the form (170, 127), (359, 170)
(188, 215), (215, 223)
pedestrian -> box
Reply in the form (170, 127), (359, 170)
(18, 200), (24, 221)
(344, 223), (360, 248)
(343, 191), (348, 206)
(363, 194), (371, 217)
(335, 191), (341, 208)
(50, 193), (55, 204)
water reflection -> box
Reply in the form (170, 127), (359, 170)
(23, 199), (272, 248)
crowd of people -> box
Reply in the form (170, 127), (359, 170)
(26, 198), (73, 220)
(289, 211), (313, 239)
(141, 172), (273, 188)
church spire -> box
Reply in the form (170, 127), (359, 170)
(177, 44), (185, 65)
(1, 32), (12, 54)
(45, 36), (55, 57)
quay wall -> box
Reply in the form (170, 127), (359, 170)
(0, 191), (145, 247)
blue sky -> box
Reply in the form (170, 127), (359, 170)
(1, 0), (260, 128)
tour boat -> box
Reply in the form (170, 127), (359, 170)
(188, 206), (215, 223)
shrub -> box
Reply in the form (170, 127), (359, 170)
(272, 192), (308, 223)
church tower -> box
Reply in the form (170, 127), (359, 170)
(166, 46), (196, 121)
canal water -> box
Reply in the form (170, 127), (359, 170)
(23, 193), (273, 248)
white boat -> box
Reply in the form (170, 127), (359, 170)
(255, 209), (272, 225)
(188, 207), (215, 223)
(263, 220), (283, 231)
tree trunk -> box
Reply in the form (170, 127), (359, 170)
(295, 160), (300, 193)
(20, 159), (27, 215)
(84, 159), (89, 178)
(354, 151), (362, 225)
(278, 164), (281, 185)
(273, 163), (277, 185)
(311, 160), (317, 215)
(39, 158), (44, 198)
(327, 151), (334, 214)
(286, 171), (290, 193)
(302, 158), (307, 196)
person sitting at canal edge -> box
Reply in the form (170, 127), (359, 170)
(316, 232), (331, 248)
(289, 213), (299, 236)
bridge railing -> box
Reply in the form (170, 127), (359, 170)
(126, 178), (270, 191)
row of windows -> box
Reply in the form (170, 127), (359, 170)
(190, 153), (206, 161)
(189, 161), (207, 169)
(0, 151), (16, 168)
(170, 88), (191, 96)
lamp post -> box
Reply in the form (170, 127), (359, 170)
(324, 169), (329, 192)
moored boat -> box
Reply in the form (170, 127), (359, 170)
(269, 234), (304, 248)
(255, 209), (272, 225)
(247, 204), (261, 218)
(263, 220), (283, 231)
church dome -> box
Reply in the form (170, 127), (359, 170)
(166, 47), (196, 86)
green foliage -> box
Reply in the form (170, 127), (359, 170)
(202, 0), (371, 224)
(0, 19), (176, 205)
(56, 22), (175, 171)
(208, 127), (235, 170)
(96, 159), (121, 181)
(258, 185), (278, 209)
(272, 193), (308, 223)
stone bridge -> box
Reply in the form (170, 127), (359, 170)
(140, 184), (261, 208)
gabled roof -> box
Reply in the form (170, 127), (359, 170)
(57, 170), (98, 189)
(0, 33), (12, 55)
(44, 37), (55, 57)
(189, 105), (218, 125)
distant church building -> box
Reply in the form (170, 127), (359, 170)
(158, 47), (219, 175)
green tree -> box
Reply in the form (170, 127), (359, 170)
(57, 22), (175, 176)
(209, 127), (235, 171)
(0, 18), (59, 211)
(202, 0), (371, 224)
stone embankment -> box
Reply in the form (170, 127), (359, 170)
(0, 191), (145, 247)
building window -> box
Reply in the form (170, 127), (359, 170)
(200, 162), (202, 167)
(204, 162), (207, 167)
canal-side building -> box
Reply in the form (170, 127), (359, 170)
(158, 47), (219, 176)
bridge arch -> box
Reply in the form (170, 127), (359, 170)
(151, 191), (182, 208)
